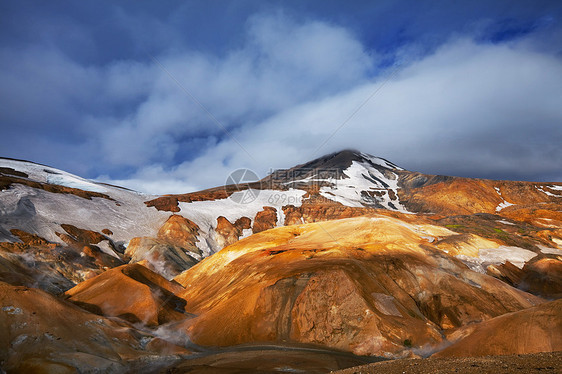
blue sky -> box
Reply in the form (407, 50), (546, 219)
(1, 1), (561, 193)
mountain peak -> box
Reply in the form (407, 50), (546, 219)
(263, 149), (403, 185)
(260, 150), (406, 211)
(317, 149), (403, 171)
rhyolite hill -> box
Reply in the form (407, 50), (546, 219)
(0, 150), (561, 373)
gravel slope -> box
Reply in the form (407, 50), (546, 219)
(333, 351), (562, 374)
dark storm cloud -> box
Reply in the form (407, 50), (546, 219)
(0, 1), (561, 193)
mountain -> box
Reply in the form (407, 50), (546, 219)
(0, 151), (561, 372)
(172, 215), (542, 356)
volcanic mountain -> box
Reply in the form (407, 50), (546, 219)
(0, 150), (561, 372)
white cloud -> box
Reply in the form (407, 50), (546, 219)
(107, 34), (562, 194)
(2, 11), (561, 194)
(82, 13), (374, 172)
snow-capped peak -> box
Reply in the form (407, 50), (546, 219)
(320, 158), (409, 212)
(357, 151), (404, 171)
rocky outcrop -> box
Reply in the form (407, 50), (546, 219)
(252, 207), (278, 233)
(55, 224), (124, 268)
(0, 229), (121, 293)
(0, 281), (187, 372)
(518, 258), (562, 298)
(398, 175), (561, 216)
(10, 229), (54, 247)
(157, 214), (200, 249)
(145, 195), (180, 212)
(487, 258), (562, 299)
(125, 215), (201, 278)
(284, 197), (371, 224)
(216, 216), (252, 248)
(434, 299), (562, 357)
(145, 183), (263, 212)
(125, 237), (198, 279)
(0, 173), (113, 201)
(64, 263), (187, 326)
(288, 269), (442, 355)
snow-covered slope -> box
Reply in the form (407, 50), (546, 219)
(0, 158), (310, 257)
(0, 158), (170, 247)
(1, 158), (110, 193)
(319, 158), (409, 212)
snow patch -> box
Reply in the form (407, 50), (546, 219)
(0, 158), (108, 193)
(496, 219), (515, 225)
(46, 174), (108, 193)
(494, 187), (515, 212)
(538, 186), (561, 197)
(240, 228), (253, 240)
(0, 158), (170, 246)
(319, 161), (409, 212)
(547, 185), (562, 191)
(178, 189), (307, 255)
(97, 241), (121, 259)
(456, 246), (537, 273)
(538, 246), (562, 255)
(11, 335), (28, 346)
(359, 152), (404, 170)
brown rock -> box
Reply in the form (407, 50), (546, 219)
(125, 237), (198, 279)
(0, 231), (121, 293)
(60, 224), (106, 245)
(216, 216), (253, 248)
(64, 263), (187, 326)
(10, 229), (53, 247)
(253, 206), (278, 233)
(283, 205), (303, 225)
(0, 174), (113, 200)
(157, 214), (200, 251)
(289, 269), (441, 355)
(125, 215), (201, 279)
(398, 175), (558, 216)
(519, 258), (562, 298)
(487, 261), (524, 287)
(434, 299), (562, 357)
(216, 216), (240, 248)
(145, 195), (180, 212)
(487, 258), (562, 299)
(234, 216), (251, 230)
(144, 182), (263, 212)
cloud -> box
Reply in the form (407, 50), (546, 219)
(76, 12), (372, 175)
(86, 12), (376, 189)
(101, 33), (562, 193)
(1, 5), (562, 194)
